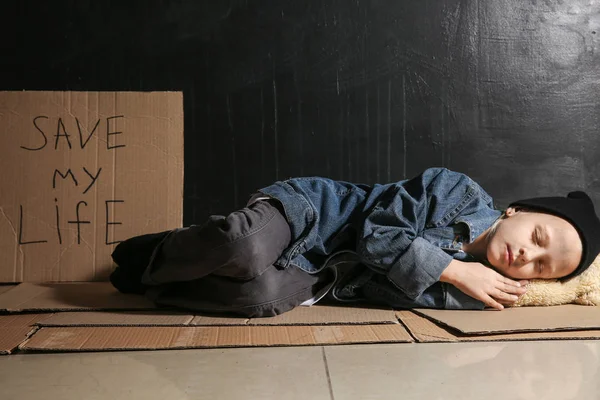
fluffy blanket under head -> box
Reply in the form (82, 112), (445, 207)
(513, 255), (600, 307)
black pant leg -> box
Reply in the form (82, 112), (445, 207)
(142, 199), (291, 285)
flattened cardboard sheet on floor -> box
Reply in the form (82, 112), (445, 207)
(0, 285), (15, 296)
(0, 282), (156, 312)
(415, 305), (600, 334)
(37, 311), (195, 327)
(246, 304), (397, 326)
(7, 282), (600, 352)
(190, 305), (399, 326)
(36, 311), (255, 327)
(35, 304), (399, 327)
(19, 324), (413, 352)
(1, 282), (400, 325)
(0, 91), (183, 283)
(397, 311), (600, 342)
(0, 314), (50, 354)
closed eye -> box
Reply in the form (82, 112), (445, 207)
(533, 227), (547, 247)
(532, 229), (540, 245)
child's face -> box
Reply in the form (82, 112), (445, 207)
(486, 208), (583, 279)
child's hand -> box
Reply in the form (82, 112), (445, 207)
(440, 260), (528, 310)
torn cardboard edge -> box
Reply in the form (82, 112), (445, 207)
(19, 324), (413, 352)
(414, 305), (600, 335)
(0, 314), (50, 354)
(397, 311), (600, 342)
(0, 327), (39, 355)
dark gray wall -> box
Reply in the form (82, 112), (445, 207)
(2, 0), (599, 224)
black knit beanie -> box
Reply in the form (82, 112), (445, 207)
(509, 191), (600, 280)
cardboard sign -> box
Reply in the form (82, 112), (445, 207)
(0, 91), (183, 282)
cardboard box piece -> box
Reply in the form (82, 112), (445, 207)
(0, 91), (183, 283)
(0, 285), (15, 296)
(38, 311), (195, 327)
(0, 282), (156, 312)
(415, 305), (600, 334)
(13, 291), (412, 351)
(5, 282), (600, 353)
(35, 304), (399, 327)
(0, 314), (50, 354)
(0, 283), (401, 326)
(1, 282), (414, 352)
(397, 311), (600, 342)
(20, 324), (413, 352)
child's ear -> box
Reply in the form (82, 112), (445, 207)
(505, 207), (518, 217)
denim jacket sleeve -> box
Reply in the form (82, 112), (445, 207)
(356, 167), (482, 300)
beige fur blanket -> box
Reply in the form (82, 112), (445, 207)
(513, 255), (600, 307)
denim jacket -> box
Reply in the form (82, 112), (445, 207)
(259, 167), (502, 310)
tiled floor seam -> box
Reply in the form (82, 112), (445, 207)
(321, 346), (336, 400)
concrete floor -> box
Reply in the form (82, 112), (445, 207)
(0, 341), (599, 399)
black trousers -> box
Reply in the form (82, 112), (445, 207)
(111, 199), (327, 317)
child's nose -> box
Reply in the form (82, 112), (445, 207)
(518, 247), (541, 265)
(518, 247), (530, 262)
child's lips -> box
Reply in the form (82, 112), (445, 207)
(506, 245), (514, 265)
